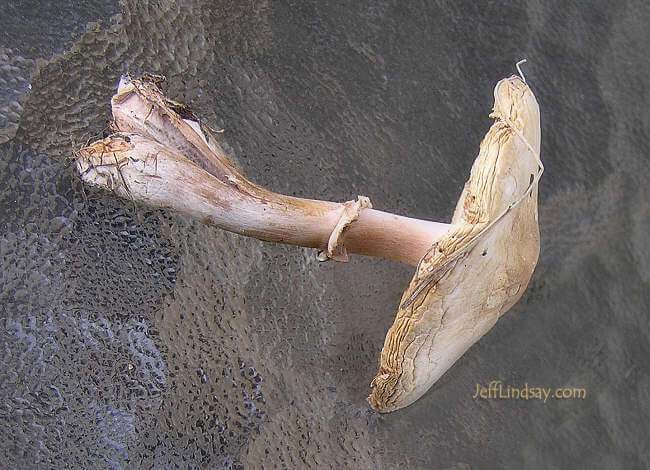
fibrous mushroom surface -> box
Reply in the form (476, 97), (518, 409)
(369, 76), (542, 412)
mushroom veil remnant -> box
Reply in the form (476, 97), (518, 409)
(75, 68), (543, 413)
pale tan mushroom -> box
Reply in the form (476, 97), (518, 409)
(75, 71), (542, 413)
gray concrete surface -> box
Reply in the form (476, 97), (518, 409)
(0, 0), (648, 468)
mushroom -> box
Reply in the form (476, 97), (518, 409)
(75, 70), (543, 413)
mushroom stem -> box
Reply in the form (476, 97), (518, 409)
(75, 74), (450, 266)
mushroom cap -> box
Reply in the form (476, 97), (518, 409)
(369, 76), (542, 412)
